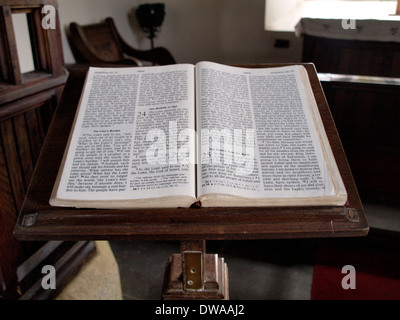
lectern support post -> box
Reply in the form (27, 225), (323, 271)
(161, 240), (229, 300)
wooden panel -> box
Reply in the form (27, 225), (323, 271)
(0, 138), (22, 298)
(0, 89), (83, 298)
(0, 88), (63, 298)
(302, 35), (400, 77)
(0, 129), (17, 218)
(0, 94), (57, 212)
(25, 108), (44, 162)
(0, 207), (21, 298)
(0, 119), (26, 210)
(0, 7), (12, 81)
(37, 94), (57, 135)
(13, 113), (34, 188)
(0, 5), (21, 84)
(0, 0), (95, 300)
(0, 92), (59, 209)
(321, 80), (400, 200)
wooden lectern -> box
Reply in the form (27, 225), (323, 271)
(13, 64), (368, 300)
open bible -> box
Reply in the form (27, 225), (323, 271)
(50, 62), (347, 209)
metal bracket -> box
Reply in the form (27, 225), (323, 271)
(183, 251), (204, 291)
(345, 207), (359, 222)
(22, 213), (37, 227)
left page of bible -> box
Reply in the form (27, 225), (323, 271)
(50, 65), (197, 208)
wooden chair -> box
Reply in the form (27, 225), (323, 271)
(68, 17), (176, 66)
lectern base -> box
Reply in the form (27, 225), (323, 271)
(161, 253), (229, 300)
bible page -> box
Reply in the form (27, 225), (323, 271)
(51, 64), (196, 208)
(196, 62), (340, 204)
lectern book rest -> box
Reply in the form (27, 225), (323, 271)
(49, 62), (347, 209)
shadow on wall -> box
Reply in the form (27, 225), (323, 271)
(127, 7), (147, 49)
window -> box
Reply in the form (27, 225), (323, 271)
(11, 13), (35, 73)
(265, 0), (398, 31)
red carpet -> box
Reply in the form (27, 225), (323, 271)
(311, 229), (400, 300)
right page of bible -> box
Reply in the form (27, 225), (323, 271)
(195, 61), (346, 207)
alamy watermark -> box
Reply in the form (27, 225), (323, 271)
(342, 19), (357, 30)
(41, 5), (56, 30)
(341, 265), (356, 290)
(145, 121), (255, 176)
(40, 6), (357, 32)
(41, 265), (56, 290)
(39, 263), (355, 292)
